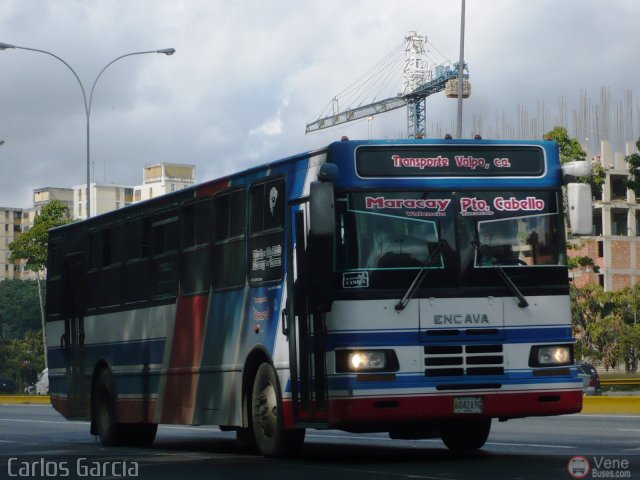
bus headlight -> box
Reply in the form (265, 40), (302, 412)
(529, 345), (573, 367)
(335, 349), (399, 373)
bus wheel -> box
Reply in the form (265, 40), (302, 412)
(236, 427), (258, 451)
(251, 363), (305, 457)
(440, 418), (491, 453)
(92, 369), (122, 446)
(120, 423), (158, 447)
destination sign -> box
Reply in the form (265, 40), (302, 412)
(356, 145), (546, 177)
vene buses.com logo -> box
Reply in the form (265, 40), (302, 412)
(567, 456), (590, 478)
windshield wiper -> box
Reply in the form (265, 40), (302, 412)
(471, 241), (529, 308)
(395, 240), (445, 311)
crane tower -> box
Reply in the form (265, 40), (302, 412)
(404, 32), (429, 138)
(305, 31), (470, 138)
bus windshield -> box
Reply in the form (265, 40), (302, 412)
(335, 190), (566, 291)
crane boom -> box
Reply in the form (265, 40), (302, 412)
(305, 96), (406, 134)
(305, 32), (469, 138)
(305, 63), (466, 135)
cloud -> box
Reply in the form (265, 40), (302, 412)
(0, 0), (639, 208)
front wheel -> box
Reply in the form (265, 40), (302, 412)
(251, 363), (305, 457)
(440, 418), (491, 452)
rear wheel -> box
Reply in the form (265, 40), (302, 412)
(92, 369), (122, 446)
(92, 369), (158, 447)
(120, 423), (158, 447)
(251, 362), (305, 457)
(440, 418), (491, 452)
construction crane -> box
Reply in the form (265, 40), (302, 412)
(305, 32), (470, 138)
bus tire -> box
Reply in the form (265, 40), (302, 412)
(120, 423), (158, 447)
(440, 418), (491, 453)
(92, 369), (122, 446)
(251, 362), (305, 457)
(236, 427), (258, 451)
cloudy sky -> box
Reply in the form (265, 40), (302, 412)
(0, 0), (638, 208)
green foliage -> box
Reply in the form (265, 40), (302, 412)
(544, 126), (604, 195)
(571, 283), (640, 372)
(567, 255), (600, 273)
(590, 163), (606, 196)
(0, 330), (45, 389)
(9, 200), (69, 271)
(543, 126), (587, 164)
(624, 138), (640, 196)
(0, 280), (42, 339)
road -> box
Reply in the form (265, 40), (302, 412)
(0, 404), (638, 479)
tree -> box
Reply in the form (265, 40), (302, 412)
(0, 279), (42, 339)
(624, 137), (640, 196)
(544, 126), (587, 164)
(9, 200), (70, 369)
(544, 126), (605, 194)
(0, 329), (45, 390)
(571, 283), (640, 372)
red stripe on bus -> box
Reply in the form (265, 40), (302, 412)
(195, 180), (229, 198)
(325, 390), (583, 428)
(117, 398), (158, 423)
(160, 294), (209, 424)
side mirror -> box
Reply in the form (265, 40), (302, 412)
(567, 183), (593, 235)
(309, 181), (334, 237)
(562, 160), (591, 183)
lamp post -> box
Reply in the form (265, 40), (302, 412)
(0, 42), (175, 218)
(456, 0), (466, 139)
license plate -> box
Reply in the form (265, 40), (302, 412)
(454, 396), (483, 414)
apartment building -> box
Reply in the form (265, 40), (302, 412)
(72, 183), (134, 220)
(569, 141), (640, 290)
(0, 207), (26, 281)
(133, 163), (195, 202)
(0, 188), (74, 281)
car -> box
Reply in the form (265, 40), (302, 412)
(0, 378), (17, 394)
(576, 362), (601, 395)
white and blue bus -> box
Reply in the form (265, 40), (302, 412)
(45, 137), (592, 455)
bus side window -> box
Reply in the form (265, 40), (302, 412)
(152, 212), (179, 257)
(213, 189), (246, 290)
(123, 217), (150, 304)
(101, 227), (123, 267)
(182, 199), (211, 249)
(249, 179), (285, 285)
(89, 231), (101, 270)
(181, 199), (212, 295)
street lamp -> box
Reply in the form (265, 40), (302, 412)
(0, 42), (175, 218)
(456, 0), (466, 139)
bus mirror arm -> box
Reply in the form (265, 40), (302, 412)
(281, 308), (289, 336)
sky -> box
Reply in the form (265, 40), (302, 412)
(0, 0), (639, 208)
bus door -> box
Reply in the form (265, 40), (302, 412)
(285, 201), (329, 424)
(63, 253), (87, 418)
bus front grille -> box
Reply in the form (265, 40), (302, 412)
(424, 344), (504, 377)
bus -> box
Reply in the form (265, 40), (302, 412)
(45, 137), (592, 456)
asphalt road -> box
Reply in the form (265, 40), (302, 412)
(0, 404), (638, 479)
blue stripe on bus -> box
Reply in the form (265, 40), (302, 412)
(49, 371), (162, 396)
(325, 326), (572, 349)
(47, 338), (166, 370)
(326, 373), (581, 391)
